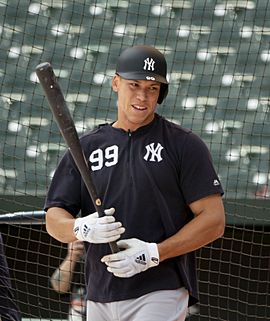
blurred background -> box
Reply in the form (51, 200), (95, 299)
(0, 1), (269, 320)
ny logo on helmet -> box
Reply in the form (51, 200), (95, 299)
(143, 58), (155, 71)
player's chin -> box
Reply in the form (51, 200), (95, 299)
(128, 112), (154, 127)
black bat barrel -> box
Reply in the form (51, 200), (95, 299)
(35, 63), (119, 253)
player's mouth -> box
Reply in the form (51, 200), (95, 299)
(132, 104), (147, 111)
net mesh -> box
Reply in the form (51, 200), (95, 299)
(0, 0), (269, 320)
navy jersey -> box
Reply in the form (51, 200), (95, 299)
(0, 234), (21, 321)
(45, 114), (223, 306)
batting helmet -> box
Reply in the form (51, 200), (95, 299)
(116, 45), (169, 104)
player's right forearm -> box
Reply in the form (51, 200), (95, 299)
(46, 207), (77, 243)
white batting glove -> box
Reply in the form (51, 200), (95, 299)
(101, 238), (159, 278)
(73, 208), (125, 244)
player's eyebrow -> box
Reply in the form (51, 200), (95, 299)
(127, 79), (160, 86)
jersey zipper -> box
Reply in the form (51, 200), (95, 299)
(127, 130), (133, 185)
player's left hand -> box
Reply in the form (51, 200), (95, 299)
(101, 238), (159, 278)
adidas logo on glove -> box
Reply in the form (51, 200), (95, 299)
(135, 254), (147, 265)
(82, 223), (91, 238)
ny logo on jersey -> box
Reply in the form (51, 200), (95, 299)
(143, 57), (155, 71)
(144, 143), (164, 162)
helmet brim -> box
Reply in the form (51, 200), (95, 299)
(117, 72), (168, 84)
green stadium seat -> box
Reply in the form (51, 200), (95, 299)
(0, 0), (269, 199)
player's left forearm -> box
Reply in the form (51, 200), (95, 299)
(158, 195), (225, 262)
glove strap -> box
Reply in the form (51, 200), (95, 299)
(148, 243), (159, 267)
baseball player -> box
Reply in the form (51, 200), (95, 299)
(45, 45), (225, 321)
(50, 240), (86, 321)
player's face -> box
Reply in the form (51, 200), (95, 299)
(112, 75), (160, 131)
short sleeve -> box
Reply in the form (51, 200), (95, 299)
(179, 132), (224, 204)
(44, 150), (82, 216)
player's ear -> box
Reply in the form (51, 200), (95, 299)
(112, 74), (120, 92)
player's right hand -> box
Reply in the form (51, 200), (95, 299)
(73, 208), (125, 244)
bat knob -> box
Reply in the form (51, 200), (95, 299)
(36, 62), (52, 71)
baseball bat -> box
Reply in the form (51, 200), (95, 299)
(0, 210), (45, 225)
(35, 62), (119, 253)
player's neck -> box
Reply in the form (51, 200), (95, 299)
(113, 114), (155, 132)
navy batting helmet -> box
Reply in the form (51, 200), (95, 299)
(116, 45), (169, 104)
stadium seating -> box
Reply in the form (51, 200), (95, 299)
(0, 0), (269, 199)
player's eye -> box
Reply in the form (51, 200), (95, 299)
(149, 86), (159, 92)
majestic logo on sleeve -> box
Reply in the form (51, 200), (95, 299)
(144, 143), (164, 162)
(143, 57), (155, 71)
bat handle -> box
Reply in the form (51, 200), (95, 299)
(109, 242), (120, 253)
